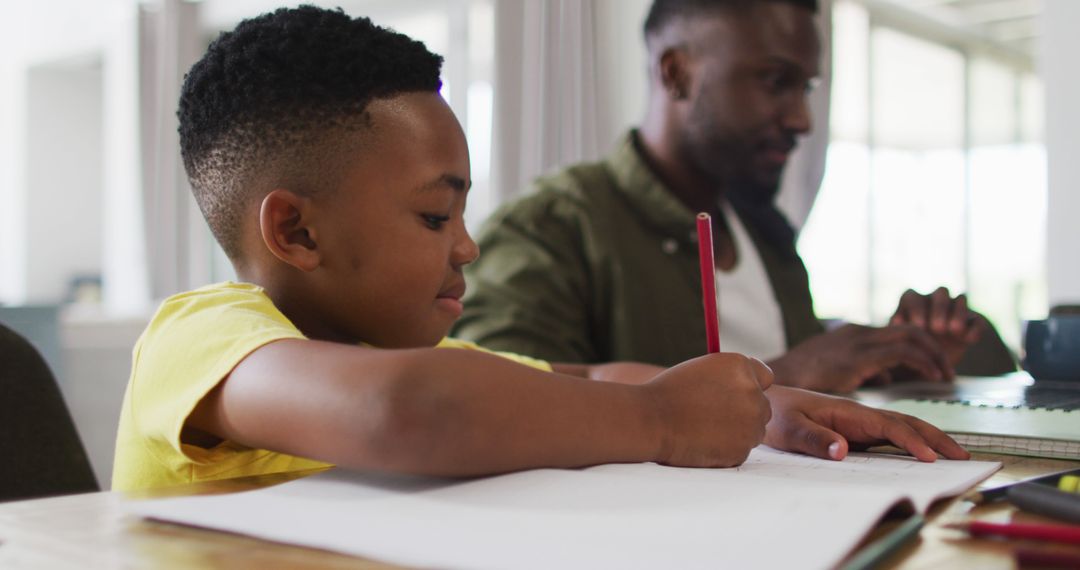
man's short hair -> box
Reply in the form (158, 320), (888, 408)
(178, 5), (443, 261)
(644, 0), (819, 39)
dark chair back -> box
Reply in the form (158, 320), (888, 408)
(0, 321), (98, 502)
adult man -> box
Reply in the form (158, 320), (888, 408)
(453, 0), (1014, 392)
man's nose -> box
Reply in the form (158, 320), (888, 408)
(782, 94), (813, 135)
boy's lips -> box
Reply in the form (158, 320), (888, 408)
(437, 282), (466, 301)
(436, 282), (466, 317)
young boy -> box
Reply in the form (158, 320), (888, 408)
(112, 6), (966, 492)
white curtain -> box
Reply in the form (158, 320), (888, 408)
(491, 0), (603, 201)
(139, 0), (212, 302)
(491, 0), (833, 232)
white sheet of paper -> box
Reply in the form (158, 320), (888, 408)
(129, 447), (999, 570)
(587, 446), (994, 512)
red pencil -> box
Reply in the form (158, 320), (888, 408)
(696, 212), (720, 354)
(946, 520), (1080, 545)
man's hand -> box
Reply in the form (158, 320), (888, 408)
(769, 324), (954, 393)
(890, 287), (987, 366)
(763, 386), (970, 462)
(642, 353), (773, 468)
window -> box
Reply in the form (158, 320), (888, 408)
(0, 1), (497, 309)
(799, 0), (1046, 350)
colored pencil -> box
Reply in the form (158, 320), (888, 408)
(840, 514), (925, 570)
(696, 212), (720, 353)
(945, 520), (1080, 545)
(1008, 481), (1080, 524)
(1014, 547), (1080, 568)
(977, 467), (1080, 503)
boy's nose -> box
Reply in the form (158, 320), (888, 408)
(453, 231), (481, 266)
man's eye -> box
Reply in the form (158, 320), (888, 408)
(421, 214), (451, 230)
(762, 72), (787, 93)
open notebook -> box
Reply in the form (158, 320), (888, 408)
(129, 447), (999, 570)
(883, 399), (1080, 460)
(861, 374), (1080, 460)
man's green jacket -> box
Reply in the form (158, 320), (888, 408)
(453, 132), (1014, 375)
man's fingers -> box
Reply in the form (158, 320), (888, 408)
(894, 289), (922, 326)
(861, 328), (950, 381)
(958, 313), (987, 346)
(895, 326), (955, 380)
(930, 287), (951, 335)
(947, 294), (970, 336)
(866, 345), (941, 382)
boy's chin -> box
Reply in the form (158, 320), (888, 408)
(416, 323), (454, 348)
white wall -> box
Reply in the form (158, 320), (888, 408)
(0, 0), (125, 306)
(25, 64), (105, 304)
(1043, 0), (1080, 308)
(60, 314), (147, 487)
(594, 0), (650, 150)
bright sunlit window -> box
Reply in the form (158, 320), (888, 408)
(799, 0), (1047, 351)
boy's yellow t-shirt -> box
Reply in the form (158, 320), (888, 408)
(112, 281), (551, 492)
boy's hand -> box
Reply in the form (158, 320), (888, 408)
(642, 353), (773, 468)
(763, 386), (970, 462)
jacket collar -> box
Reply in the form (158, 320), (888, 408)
(606, 131), (701, 241)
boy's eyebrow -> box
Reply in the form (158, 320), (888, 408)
(414, 174), (471, 194)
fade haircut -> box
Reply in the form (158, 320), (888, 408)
(178, 5), (443, 261)
(644, 0), (819, 39)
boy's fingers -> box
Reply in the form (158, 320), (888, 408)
(901, 415), (970, 460)
(749, 357), (774, 391)
(785, 415), (848, 461)
(878, 417), (938, 462)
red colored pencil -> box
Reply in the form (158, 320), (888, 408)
(696, 212), (720, 354)
(946, 520), (1080, 545)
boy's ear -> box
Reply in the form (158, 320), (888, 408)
(258, 189), (320, 272)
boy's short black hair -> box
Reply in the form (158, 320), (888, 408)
(178, 5), (443, 261)
(644, 0), (819, 39)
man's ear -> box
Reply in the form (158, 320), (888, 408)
(658, 46), (692, 101)
(258, 189), (320, 272)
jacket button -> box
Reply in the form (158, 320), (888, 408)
(661, 239), (679, 254)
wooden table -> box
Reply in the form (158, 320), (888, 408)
(1, 455), (1078, 569)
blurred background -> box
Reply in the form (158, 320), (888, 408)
(1, 0), (1076, 487)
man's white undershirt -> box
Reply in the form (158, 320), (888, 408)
(714, 201), (787, 362)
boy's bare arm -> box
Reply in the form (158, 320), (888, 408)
(553, 361), (972, 463)
(550, 362), (663, 385)
(188, 340), (772, 476)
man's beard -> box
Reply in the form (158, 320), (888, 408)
(681, 131), (796, 258)
(682, 134), (783, 207)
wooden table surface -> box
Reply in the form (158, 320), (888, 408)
(1, 454), (1079, 569)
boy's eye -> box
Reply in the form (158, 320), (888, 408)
(421, 214), (451, 230)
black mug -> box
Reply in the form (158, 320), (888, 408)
(1023, 315), (1080, 381)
